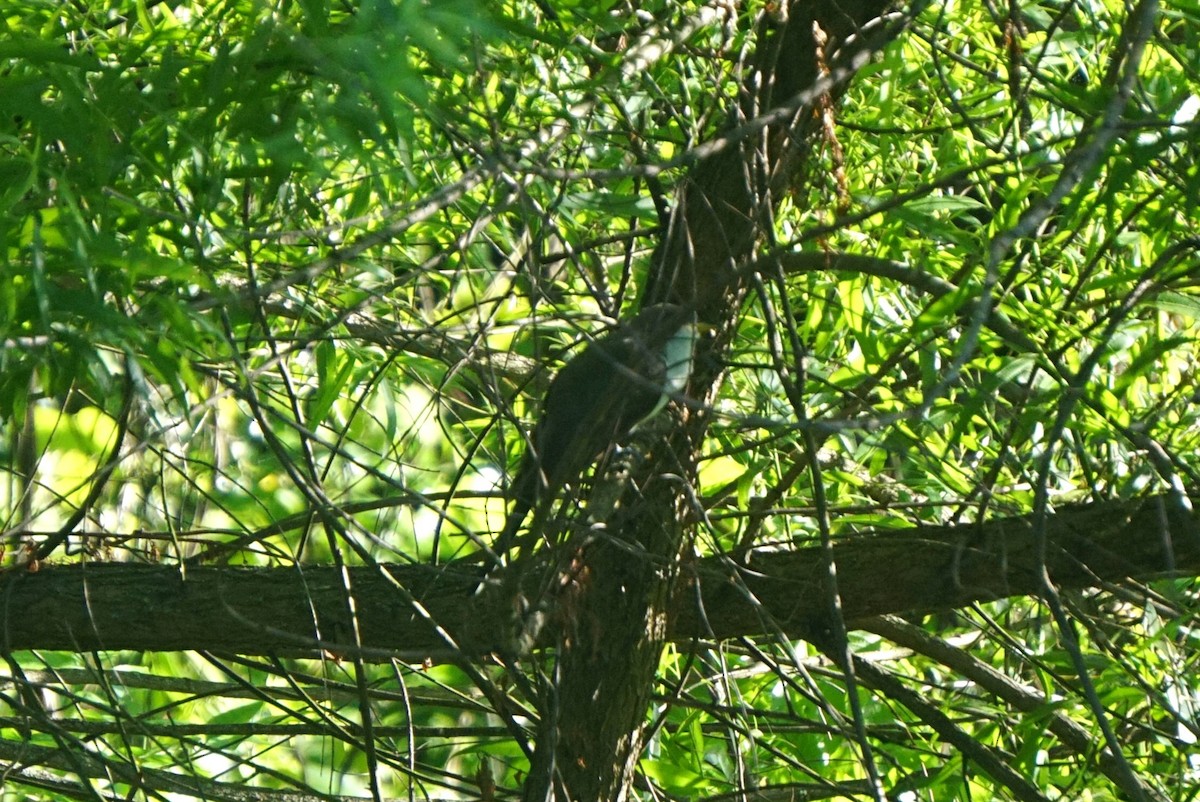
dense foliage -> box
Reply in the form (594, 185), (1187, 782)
(1, 0), (1197, 800)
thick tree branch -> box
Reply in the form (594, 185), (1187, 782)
(2, 493), (1193, 658)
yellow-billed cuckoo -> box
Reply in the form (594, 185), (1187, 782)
(495, 303), (697, 556)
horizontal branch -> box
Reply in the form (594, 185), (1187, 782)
(675, 492), (1198, 641)
(2, 494), (1195, 659)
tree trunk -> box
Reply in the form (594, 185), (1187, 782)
(515, 3), (957, 796)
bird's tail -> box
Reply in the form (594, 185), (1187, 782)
(493, 497), (531, 558)
(493, 451), (541, 558)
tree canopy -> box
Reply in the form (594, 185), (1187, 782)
(1, 0), (1198, 800)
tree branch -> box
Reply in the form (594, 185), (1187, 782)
(2, 493), (1192, 659)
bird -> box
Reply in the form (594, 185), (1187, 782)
(494, 303), (697, 558)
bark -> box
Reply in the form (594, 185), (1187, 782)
(3, 492), (1193, 657)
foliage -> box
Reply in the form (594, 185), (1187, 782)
(0, 0), (1198, 800)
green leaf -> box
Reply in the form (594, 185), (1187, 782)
(913, 284), (973, 330)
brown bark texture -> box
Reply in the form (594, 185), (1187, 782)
(3, 493), (1193, 657)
